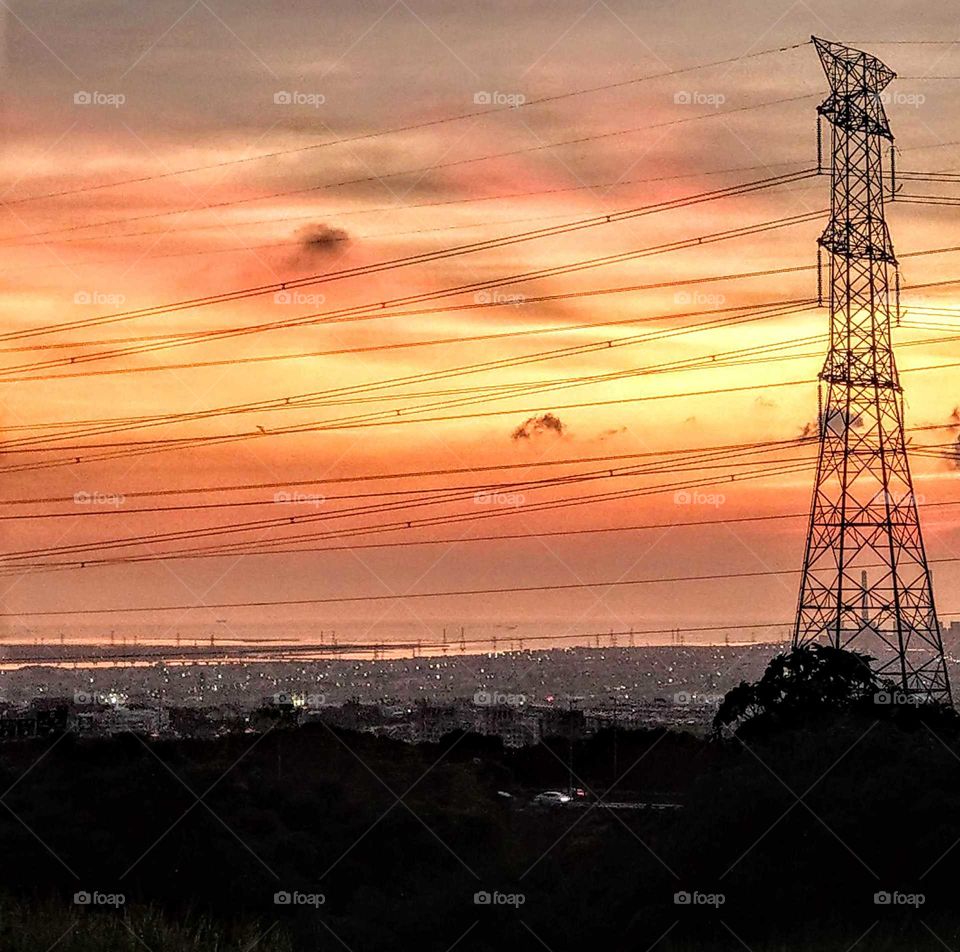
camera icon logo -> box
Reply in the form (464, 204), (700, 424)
(874, 891), (892, 905)
(674, 891), (692, 905)
(473, 91), (492, 105)
(73, 891), (92, 905)
(274, 891), (292, 905)
(273, 91), (292, 105)
(74, 91), (92, 105)
(674, 91), (692, 105)
(474, 890), (492, 905)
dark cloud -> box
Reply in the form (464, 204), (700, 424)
(295, 223), (349, 258)
(947, 437), (960, 471)
(511, 413), (565, 441)
(945, 409), (960, 469)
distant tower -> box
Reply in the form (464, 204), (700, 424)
(793, 37), (951, 703)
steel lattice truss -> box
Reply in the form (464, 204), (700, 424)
(793, 37), (952, 702)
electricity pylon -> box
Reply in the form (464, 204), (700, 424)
(793, 37), (951, 703)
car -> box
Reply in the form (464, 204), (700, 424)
(533, 790), (572, 805)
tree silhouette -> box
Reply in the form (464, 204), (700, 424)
(713, 644), (887, 733)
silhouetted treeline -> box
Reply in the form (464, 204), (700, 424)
(3, 712), (960, 950)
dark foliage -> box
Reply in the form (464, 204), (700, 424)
(713, 644), (960, 736)
(4, 707), (960, 950)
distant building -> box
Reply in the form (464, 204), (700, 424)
(411, 703), (460, 744)
(0, 700), (68, 740)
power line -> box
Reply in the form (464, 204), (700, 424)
(0, 456), (814, 565)
(0, 302), (816, 448)
(7, 289), (819, 387)
(0, 452), (806, 519)
(0, 171), (818, 349)
(0, 41), (811, 209)
(0, 433), (815, 506)
(0, 316), (820, 472)
(0, 569), (809, 616)
(0, 213), (823, 389)
(6, 100), (947, 259)
(0, 209), (586, 270)
(0, 438), (813, 521)
(12, 545), (960, 618)
(0, 467), (819, 574)
(18, 558), (960, 618)
(24, 344), (960, 479)
(0, 271), (817, 380)
(10, 443), (960, 575)
(28, 316), (960, 455)
(10, 214), (960, 383)
(0, 92), (817, 244)
(17, 493), (960, 578)
(0, 159), (813, 254)
(10, 227), (959, 381)
(2, 420), (952, 510)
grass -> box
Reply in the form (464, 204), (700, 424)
(0, 896), (292, 952)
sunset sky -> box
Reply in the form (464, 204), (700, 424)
(3, 0), (960, 650)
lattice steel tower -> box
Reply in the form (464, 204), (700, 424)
(793, 37), (952, 702)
